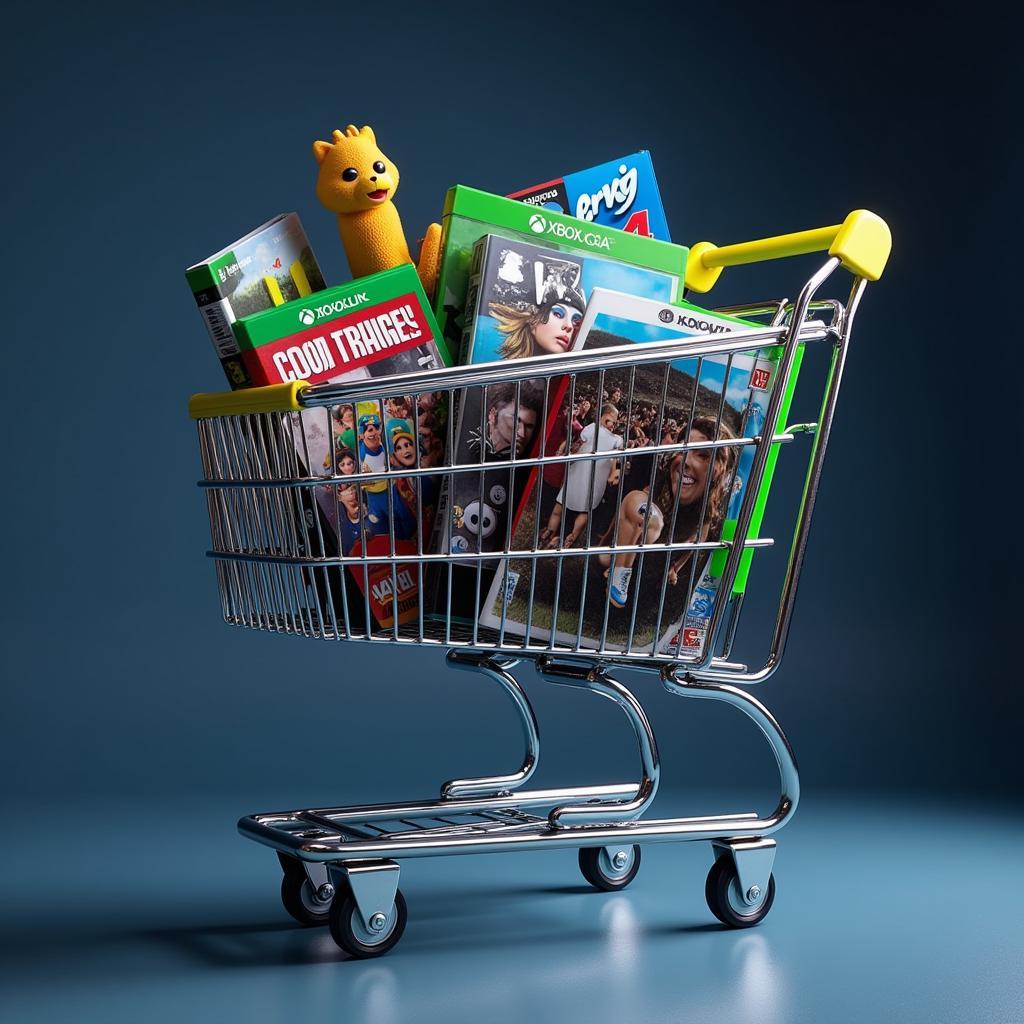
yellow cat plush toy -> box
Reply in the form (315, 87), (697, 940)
(313, 125), (441, 298)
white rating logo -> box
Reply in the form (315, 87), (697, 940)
(528, 213), (547, 233)
(298, 308), (316, 326)
(502, 570), (519, 606)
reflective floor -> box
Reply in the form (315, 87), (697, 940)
(2, 792), (1021, 1023)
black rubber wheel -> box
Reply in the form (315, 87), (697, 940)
(705, 856), (776, 928)
(278, 854), (332, 927)
(329, 888), (407, 959)
(578, 845), (642, 892)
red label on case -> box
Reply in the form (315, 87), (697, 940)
(242, 293), (431, 386)
(351, 535), (421, 629)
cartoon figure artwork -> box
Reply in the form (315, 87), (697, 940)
(335, 465), (366, 556)
(327, 401), (438, 556)
(312, 125), (441, 297)
(386, 418), (435, 544)
(323, 405), (358, 471)
(319, 397), (441, 631)
(357, 407), (390, 528)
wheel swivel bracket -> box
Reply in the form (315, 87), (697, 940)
(712, 838), (776, 905)
(327, 859), (401, 932)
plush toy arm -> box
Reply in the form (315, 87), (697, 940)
(416, 222), (442, 300)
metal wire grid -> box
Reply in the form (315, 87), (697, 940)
(195, 262), (860, 676)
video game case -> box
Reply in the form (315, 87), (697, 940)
(231, 265), (453, 632)
(430, 235), (682, 626)
(185, 213), (327, 388)
(479, 288), (781, 659)
(432, 186), (689, 370)
(508, 151), (671, 241)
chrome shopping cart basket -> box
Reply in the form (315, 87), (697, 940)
(188, 212), (890, 957)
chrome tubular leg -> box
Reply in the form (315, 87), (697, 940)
(537, 658), (660, 828)
(440, 651), (540, 799)
(661, 670), (800, 831)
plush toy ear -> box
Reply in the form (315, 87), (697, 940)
(312, 140), (332, 164)
(360, 125), (376, 142)
(344, 124), (359, 138)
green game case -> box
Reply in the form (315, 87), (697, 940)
(230, 263), (454, 383)
(230, 265), (453, 635)
(433, 186), (689, 362)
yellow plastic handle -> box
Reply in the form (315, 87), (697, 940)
(685, 209), (891, 293)
(188, 381), (310, 419)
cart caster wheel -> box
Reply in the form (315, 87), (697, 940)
(277, 853), (332, 926)
(329, 888), (407, 959)
(579, 845), (641, 892)
(280, 868), (334, 927)
(705, 856), (776, 928)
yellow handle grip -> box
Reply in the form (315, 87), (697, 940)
(188, 381), (310, 419)
(685, 209), (891, 293)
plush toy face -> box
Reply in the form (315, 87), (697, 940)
(313, 125), (400, 213)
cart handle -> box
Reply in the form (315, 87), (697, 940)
(684, 209), (891, 293)
(188, 380), (309, 419)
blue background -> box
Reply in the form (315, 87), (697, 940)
(2, 1), (1017, 1020)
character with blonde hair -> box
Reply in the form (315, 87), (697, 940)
(489, 255), (586, 360)
(491, 293), (586, 360)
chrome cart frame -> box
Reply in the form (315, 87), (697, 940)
(189, 213), (890, 957)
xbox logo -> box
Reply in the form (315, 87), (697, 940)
(528, 213), (547, 233)
(298, 308), (316, 326)
(659, 308), (674, 323)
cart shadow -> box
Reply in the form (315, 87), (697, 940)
(133, 888), (728, 968)
(138, 919), (728, 968)
(137, 919), (346, 967)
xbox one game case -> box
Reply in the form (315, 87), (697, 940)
(479, 288), (781, 658)
(432, 185), (689, 367)
(231, 264), (452, 631)
(185, 213), (327, 388)
(508, 151), (670, 241)
(431, 235), (681, 626)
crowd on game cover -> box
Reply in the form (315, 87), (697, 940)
(566, 385), (696, 452)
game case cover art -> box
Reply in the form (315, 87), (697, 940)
(459, 234), (678, 364)
(479, 288), (780, 657)
(508, 151), (671, 241)
(232, 264), (451, 630)
(432, 237), (681, 624)
(185, 213), (327, 389)
(432, 186), (688, 366)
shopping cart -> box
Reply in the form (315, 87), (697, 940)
(188, 211), (890, 957)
